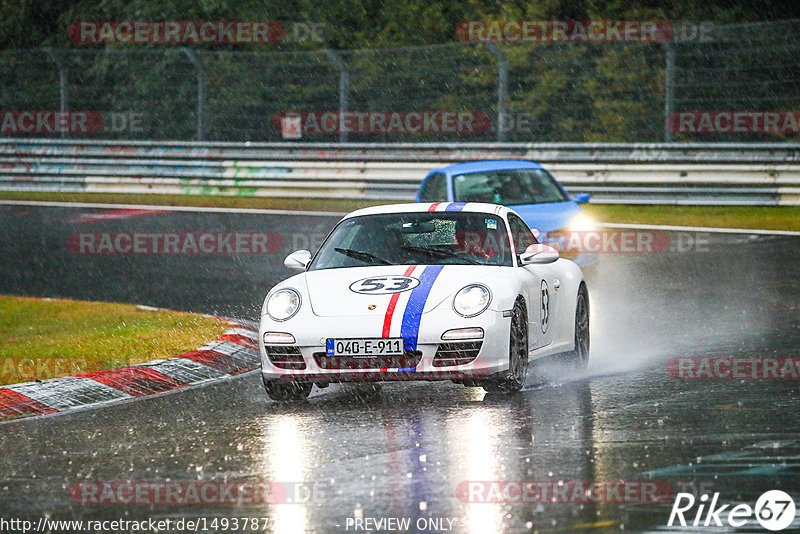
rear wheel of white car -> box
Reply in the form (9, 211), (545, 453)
(482, 300), (528, 393)
(262, 376), (312, 401)
(566, 283), (590, 369)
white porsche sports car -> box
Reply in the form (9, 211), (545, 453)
(259, 202), (589, 401)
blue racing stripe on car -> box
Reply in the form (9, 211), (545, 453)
(398, 367), (416, 372)
(400, 264), (445, 351)
(444, 202), (467, 212)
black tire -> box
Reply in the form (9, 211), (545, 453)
(262, 375), (312, 401)
(482, 300), (528, 393)
(566, 283), (590, 369)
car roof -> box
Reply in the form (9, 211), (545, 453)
(344, 202), (511, 220)
(428, 159), (545, 176)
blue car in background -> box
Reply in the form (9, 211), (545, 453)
(416, 160), (595, 260)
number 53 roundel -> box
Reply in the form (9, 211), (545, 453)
(349, 276), (421, 295)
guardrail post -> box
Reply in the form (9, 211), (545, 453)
(43, 48), (69, 139)
(486, 43), (508, 142)
(181, 49), (207, 140)
(324, 50), (350, 143)
(664, 42), (675, 143)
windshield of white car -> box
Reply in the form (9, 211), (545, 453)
(452, 168), (568, 205)
(309, 212), (513, 270)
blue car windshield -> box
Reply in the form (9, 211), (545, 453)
(452, 168), (568, 205)
(309, 212), (513, 270)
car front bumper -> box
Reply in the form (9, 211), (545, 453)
(259, 310), (511, 382)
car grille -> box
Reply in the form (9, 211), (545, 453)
(265, 346), (306, 370)
(432, 342), (482, 367)
(312, 351), (422, 370)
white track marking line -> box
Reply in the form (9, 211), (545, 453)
(0, 199), (345, 218)
(598, 222), (800, 236)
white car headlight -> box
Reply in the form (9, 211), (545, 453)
(266, 289), (301, 321)
(568, 213), (595, 231)
(453, 285), (491, 317)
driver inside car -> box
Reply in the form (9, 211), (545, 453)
(453, 218), (501, 262)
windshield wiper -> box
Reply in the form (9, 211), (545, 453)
(401, 244), (483, 265)
(334, 247), (392, 265)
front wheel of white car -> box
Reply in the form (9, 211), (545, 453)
(564, 283), (590, 369)
(262, 376), (312, 401)
(482, 300), (528, 393)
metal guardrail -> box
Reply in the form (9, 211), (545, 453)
(1, 139), (799, 205)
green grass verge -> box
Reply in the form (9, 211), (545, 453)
(583, 205), (800, 232)
(1, 191), (798, 231)
(0, 191), (380, 213)
(0, 295), (228, 386)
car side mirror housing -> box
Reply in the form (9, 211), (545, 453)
(284, 250), (312, 271)
(572, 192), (590, 204)
(519, 244), (560, 265)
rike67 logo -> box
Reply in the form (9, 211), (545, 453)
(668, 490), (796, 531)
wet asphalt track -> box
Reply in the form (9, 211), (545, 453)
(1, 203), (799, 533)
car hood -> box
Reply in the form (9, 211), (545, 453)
(302, 264), (504, 317)
(510, 201), (583, 235)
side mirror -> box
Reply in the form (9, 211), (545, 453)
(572, 192), (590, 204)
(284, 250), (312, 271)
(519, 244), (559, 265)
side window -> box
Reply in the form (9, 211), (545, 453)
(507, 213), (537, 254)
(419, 173), (447, 202)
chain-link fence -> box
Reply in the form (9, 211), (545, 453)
(1, 19), (798, 143)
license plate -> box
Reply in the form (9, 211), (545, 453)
(326, 338), (404, 357)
